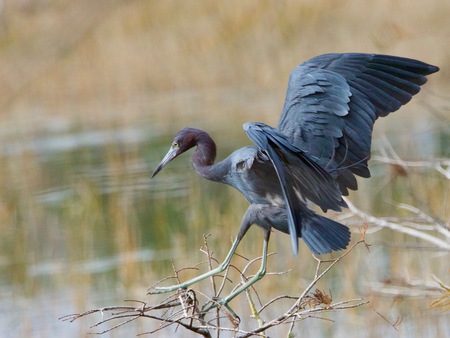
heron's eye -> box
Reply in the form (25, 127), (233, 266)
(172, 141), (179, 148)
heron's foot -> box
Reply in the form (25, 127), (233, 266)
(202, 296), (240, 320)
(148, 260), (232, 295)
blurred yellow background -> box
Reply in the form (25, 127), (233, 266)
(0, 1), (448, 337)
(2, 0), (448, 127)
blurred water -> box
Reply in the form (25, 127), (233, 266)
(1, 128), (149, 157)
(0, 116), (448, 338)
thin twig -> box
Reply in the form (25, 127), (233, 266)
(344, 197), (450, 251)
(61, 236), (369, 338)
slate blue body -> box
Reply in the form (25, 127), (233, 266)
(153, 53), (439, 256)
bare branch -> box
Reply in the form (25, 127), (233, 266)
(61, 236), (369, 337)
(236, 239), (368, 338)
(371, 155), (450, 180)
(343, 197), (450, 251)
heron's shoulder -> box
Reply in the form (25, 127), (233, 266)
(227, 146), (269, 172)
(226, 146), (267, 172)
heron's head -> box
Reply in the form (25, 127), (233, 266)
(151, 128), (203, 178)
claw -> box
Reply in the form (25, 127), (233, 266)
(148, 235), (244, 296)
(201, 297), (240, 320)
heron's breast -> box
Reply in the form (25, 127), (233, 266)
(265, 193), (286, 208)
(249, 203), (289, 235)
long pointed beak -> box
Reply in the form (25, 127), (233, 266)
(152, 146), (178, 178)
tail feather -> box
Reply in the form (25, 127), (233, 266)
(301, 213), (351, 255)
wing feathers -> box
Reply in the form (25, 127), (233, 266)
(277, 53), (439, 193)
(244, 122), (348, 254)
(241, 53), (438, 254)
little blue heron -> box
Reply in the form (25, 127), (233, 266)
(151, 53), (439, 306)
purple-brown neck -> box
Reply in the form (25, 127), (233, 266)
(192, 132), (216, 168)
(175, 128), (221, 181)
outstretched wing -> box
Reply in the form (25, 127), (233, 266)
(244, 122), (346, 254)
(277, 53), (439, 194)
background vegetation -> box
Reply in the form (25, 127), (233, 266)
(0, 1), (448, 337)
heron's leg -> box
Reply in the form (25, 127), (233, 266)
(200, 229), (270, 316)
(220, 229), (270, 305)
(149, 218), (252, 294)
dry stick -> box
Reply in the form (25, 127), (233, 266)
(397, 203), (450, 240)
(371, 308), (402, 332)
(148, 263), (201, 291)
(201, 234), (220, 338)
(216, 264), (232, 300)
(202, 234), (218, 294)
(239, 252), (276, 308)
(245, 289), (266, 337)
(258, 295), (299, 315)
(59, 299), (179, 323)
(138, 303), (264, 338)
(91, 240), (364, 337)
(241, 263), (266, 336)
(105, 297), (198, 335)
(62, 236), (366, 337)
(208, 236), (241, 299)
(344, 197), (450, 251)
(372, 155), (450, 180)
(240, 253), (287, 337)
(377, 144), (449, 229)
(313, 256), (322, 280)
(141, 293), (218, 338)
(238, 239), (366, 338)
(143, 314), (214, 338)
(63, 272), (232, 337)
(292, 240), (365, 310)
